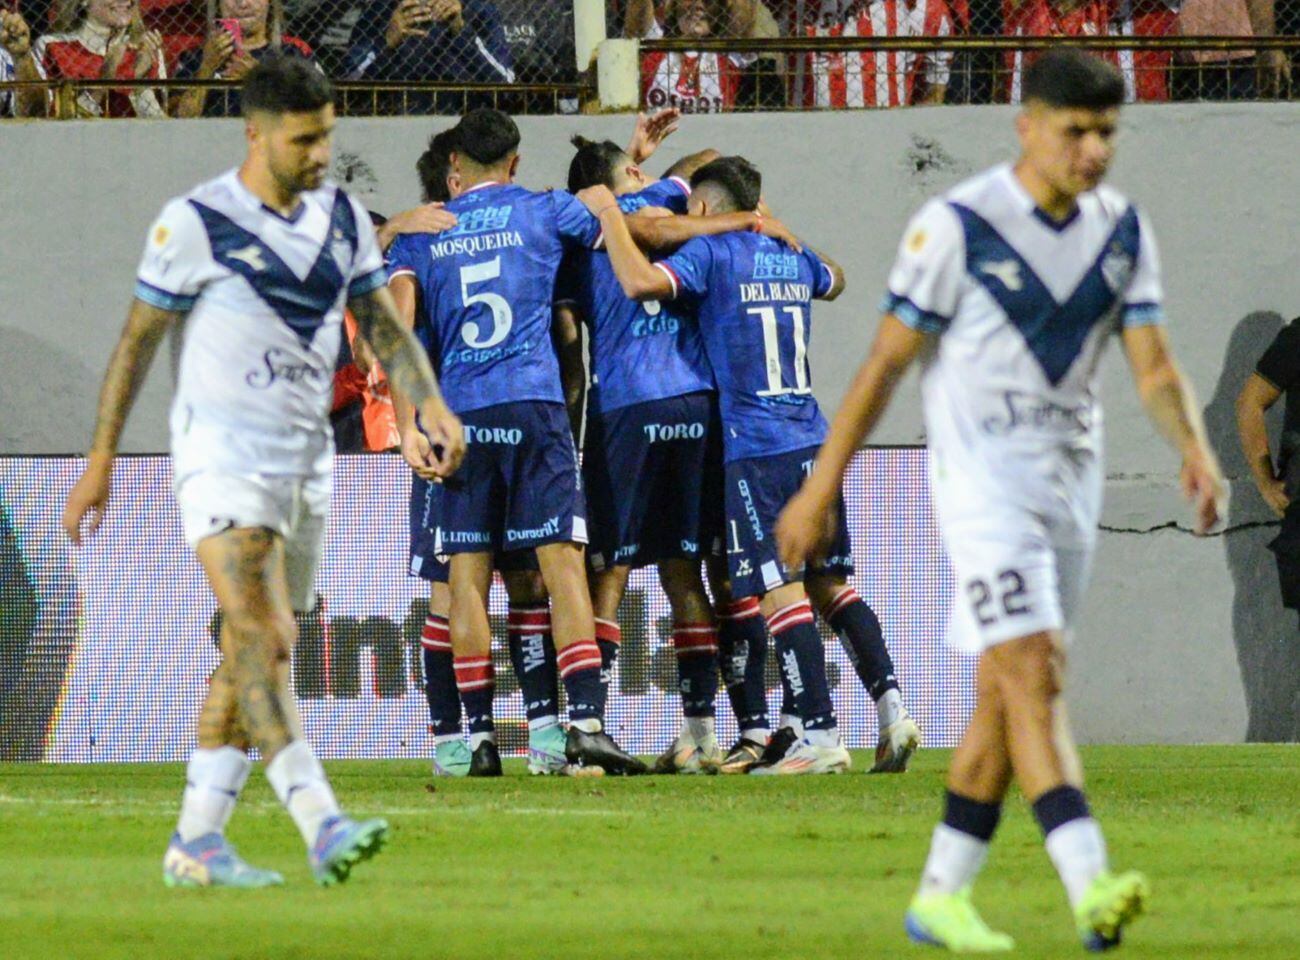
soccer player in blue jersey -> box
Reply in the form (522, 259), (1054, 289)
(387, 109), (645, 775)
(562, 135), (804, 774)
(398, 126), (573, 778)
(592, 156), (921, 774)
(777, 50), (1224, 950)
(62, 57), (464, 886)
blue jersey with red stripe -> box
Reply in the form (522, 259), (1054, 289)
(657, 233), (835, 462)
(387, 182), (603, 413)
(557, 178), (713, 414)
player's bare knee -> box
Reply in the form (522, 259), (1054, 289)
(989, 633), (1062, 703)
(803, 573), (843, 614)
(503, 569), (547, 606)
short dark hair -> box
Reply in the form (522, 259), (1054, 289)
(452, 109), (520, 166)
(417, 128), (460, 203)
(1022, 49), (1125, 110)
(690, 156), (761, 213)
(567, 136), (628, 193)
(241, 55), (334, 117)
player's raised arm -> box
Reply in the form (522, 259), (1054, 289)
(1121, 324), (1225, 534)
(625, 206), (801, 254)
(348, 285), (465, 478)
(62, 299), (181, 544)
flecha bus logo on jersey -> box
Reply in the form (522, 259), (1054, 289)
(446, 205), (513, 236)
(752, 251), (800, 281)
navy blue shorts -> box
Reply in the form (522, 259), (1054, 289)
(408, 476), (538, 582)
(438, 401), (587, 555)
(583, 391), (723, 571)
(723, 445), (853, 599)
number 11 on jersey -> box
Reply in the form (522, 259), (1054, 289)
(750, 305), (811, 397)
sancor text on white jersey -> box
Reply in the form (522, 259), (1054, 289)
(881, 163), (1164, 530)
(134, 170), (387, 482)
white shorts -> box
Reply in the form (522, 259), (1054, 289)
(175, 470), (331, 612)
(941, 509), (1094, 654)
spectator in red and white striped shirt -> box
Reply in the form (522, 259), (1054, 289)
(1003, 0), (1116, 103)
(33, 0), (167, 118)
(801, 0), (958, 108)
(625, 0), (778, 113)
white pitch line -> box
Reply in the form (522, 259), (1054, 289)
(0, 795), (627, 818)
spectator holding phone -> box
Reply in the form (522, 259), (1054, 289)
(33, 0), (166, 118)
(174, 0), (318, 117)
(2, 8), (45, 117)
(344, 0), (513, 113)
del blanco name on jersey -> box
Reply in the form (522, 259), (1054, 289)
(741, 282), (812, 303)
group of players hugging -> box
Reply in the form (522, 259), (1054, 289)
(388, 107), (921, 782)
(67, 49), (1222, 950)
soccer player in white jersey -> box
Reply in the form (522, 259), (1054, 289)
(62, 57), (465, 889)
(777, 50), (1225, 951)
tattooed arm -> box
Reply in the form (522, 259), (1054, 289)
(348, 285), (465, 477)
(62, 299), (180, 543)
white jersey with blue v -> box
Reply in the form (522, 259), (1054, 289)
(134, 169), (387, 479)
(883, 163), (1164, 528)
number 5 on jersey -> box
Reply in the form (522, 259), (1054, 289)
(460, 258), (513, 349)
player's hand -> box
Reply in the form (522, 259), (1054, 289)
(62, 455), (113, 545)
(1181, 447), (1227, 535)
(756, 215), (802, 252)
(429, 0), (463, 27)
(626, 108), (680, 164)
(389, 203), (458, 237)
(385, 0), (435, 49)
(1257, 49), (1292, 99)
(132, 29), (164, 80)
(775, 484), (836, 570)
(198, 29), (236, 77)
(400, 427), (442, 481)
(0, 10), (32, 59)
(417, 399), (465, 479)
(1257, 475), (1289, 519)
(576, 185), (619, 218)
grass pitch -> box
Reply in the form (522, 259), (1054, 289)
(1, 746), (1297, 960)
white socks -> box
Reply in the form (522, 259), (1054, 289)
(919, 824), (991, 896)
(528, 715), (560, 732)
(685, 716), (715, 742)
(266, 740), (341, 847)
(571, 717), (602, 733)
(780, 713), (805, 736)
(1045, 818), (1109, 908)
(176, 746), (252, 842)
(876, 688), (904, 729)
(741, 726), (770, 745)
(804, 727), (841, 748)
(469, 731), (496, 751)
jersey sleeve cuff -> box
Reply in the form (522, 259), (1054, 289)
(1120, 301), (1165, 328)
(348, 267), (389, 299)
(134, 279), (196, 313)
(817, 262), (836, 298)
(387, 266), (417, 283)
(654, 262), (680, 299)
(668, 175), (691, 197)
(880, 292), (948, 334)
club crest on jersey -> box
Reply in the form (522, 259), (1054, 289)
(753, 251), (800, 281)
(1101, 241), (1135, 294)
(979, 259), (1023, 292)
(330, 228), (352, 270)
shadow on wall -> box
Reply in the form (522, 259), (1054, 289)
(1202, 311), (1300, 742)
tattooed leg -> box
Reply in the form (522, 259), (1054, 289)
(196, 526), (302, 763)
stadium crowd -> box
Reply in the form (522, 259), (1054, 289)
(2, 0), (1297, 118)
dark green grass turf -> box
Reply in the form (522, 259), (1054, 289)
(1, 746), (1297, 959)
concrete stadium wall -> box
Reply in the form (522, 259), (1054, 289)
(2, 105), (1298, 745)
